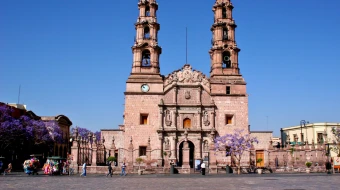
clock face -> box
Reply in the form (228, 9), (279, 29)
(141, 84), (150, 92)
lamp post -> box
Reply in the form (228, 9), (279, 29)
(323, 130), (332, 174)
(300, 120), (309, 145)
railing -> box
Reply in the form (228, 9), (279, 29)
(134, 36), (157, 42)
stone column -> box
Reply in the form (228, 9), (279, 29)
(197, 137), (202, 160)
(146, 137), (151, 159)
(170, 137), (176, 160)
(146, 137), (152, 169)
(128, 137), (134, 172)
(173, 87), (177, 103)
(209, 142), (217, 174)
(211, 112), (215, 129)
(209, 130), (217, 174)
(70, 139), (79, 173)
(182, 141), (190, 173)
(159, 108), (164, 130)
(197, 86), (202, 104)
(158, 136), (163, 167)
(171, 110), (177, 128)
(159, 99), (164, 130)
(197, 110), (202, 130)
(268, 139), (274, 167)
(91, 136), (97, 166)
(110, 136), (116, 158)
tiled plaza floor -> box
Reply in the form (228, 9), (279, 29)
(0, 172), (339, 190)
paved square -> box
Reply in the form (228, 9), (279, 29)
(0, 172), (339, 190)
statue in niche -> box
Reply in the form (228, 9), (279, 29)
(165, 110), (172, 126)
(164, 138), (170, 150)
(185, 90), (191, 99)
(204, 140), (209, 151)
(203, 111), (210, 126)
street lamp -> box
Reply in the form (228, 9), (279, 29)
(323, 130), (332, 174)
(300, 120), (309, 145)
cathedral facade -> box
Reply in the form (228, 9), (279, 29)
(102, 0), (249, 173)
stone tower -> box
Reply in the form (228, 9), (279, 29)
(127, 0), (163, 94)
(209, 0), (248, 136)
(209, 0), (246, 97)
(123, 0), (164, 167)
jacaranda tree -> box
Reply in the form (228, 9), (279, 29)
(0, 104), (64, 158)
(214, 129), (259, 174)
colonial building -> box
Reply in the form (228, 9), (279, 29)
(102, 0), (250, 173)
(41, 115), (73, 158)
(281, 122), (340, 157)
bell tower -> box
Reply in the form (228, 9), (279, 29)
(126, 0), (163, 93)
(209, 0), (246, 96)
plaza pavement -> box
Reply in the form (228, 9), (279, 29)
(0, 172), (339, 190)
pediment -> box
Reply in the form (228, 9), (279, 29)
(164, 64), (210, 93)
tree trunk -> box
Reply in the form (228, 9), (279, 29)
(237, 160), (241, 175)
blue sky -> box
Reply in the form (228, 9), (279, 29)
(1, 0), (339, 136)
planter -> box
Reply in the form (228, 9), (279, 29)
(138, 169), (143, 175)
(306, 168), (311, 173)
(257, 168), (263, 174)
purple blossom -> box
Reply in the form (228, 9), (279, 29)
(44, 120), (63, 144)
(0, 104), (64, 154)
(94, 131), (101, 141)
(214, 129), (258, 174)
(70, 126), (101, 142)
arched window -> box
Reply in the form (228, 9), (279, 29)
(145, 6), (150, 16)
(222, 51), (231, 68)
(223, 27), (228, 40)
(142, 50), (151, 66)
(183, 118), (191, 129)
(144, 26), (150, 39)
(222, 7), (227, 18)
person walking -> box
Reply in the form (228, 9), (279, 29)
(106, 161), (113, 177)
(120, 162), (126, 176)
(201, 162), (206, 175)
(80, 162), (86, 177)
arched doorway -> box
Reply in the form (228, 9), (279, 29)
(178, 141), (195, 168)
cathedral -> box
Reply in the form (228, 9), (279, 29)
(101, 0), (251, 173)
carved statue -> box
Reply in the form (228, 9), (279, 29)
(184, 129), (188, 141)
(164, 138), (170, 150)
(204, 140), (209, 151)
(165, 110), (172, 126)
(185, 90), (191, 99)
(203, 111), (210, 126)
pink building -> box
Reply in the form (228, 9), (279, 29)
(102, 0), (249, 173)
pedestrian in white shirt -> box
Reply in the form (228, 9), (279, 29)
(201, 162), (206, 175)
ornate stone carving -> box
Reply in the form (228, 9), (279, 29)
(165, 110), (172, 126)
(164, 64), (210, 89)
(185, 90), (191, 99)
(203, 111), (210, 126)
(203, 140), (209, 152)
(164, 138), (170, 150)
(184, 129), (188, 142)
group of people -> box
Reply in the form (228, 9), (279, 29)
(0, 161), (12, 175)
(23, 158), (40, 175)
(43, 160), (70, 175)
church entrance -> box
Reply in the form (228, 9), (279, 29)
(178, 141), (195, 168)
